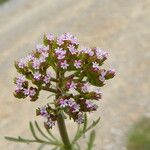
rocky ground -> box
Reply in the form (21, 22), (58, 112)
(0, 0), (150, 150)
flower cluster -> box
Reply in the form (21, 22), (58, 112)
(14, 33), (115, 128)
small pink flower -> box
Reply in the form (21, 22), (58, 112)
(68, 45), (77, 54)
(18, 58), (28, 68)
(74, 60), (82, 69)
(92, 62), (100, 71)
(85, 101), (98, 110)
(29, 89), (36, 96)
(45, 119), (55, 128)
(36, 44), (49, 53)
(60, 60), (69, 69)
(81, 82), (90, 93)
(72, 104), (80, 112)
(40, 106), (49, 117)
(57, 36), (64, 46)
(16, 75), (26, 86)
(59, 99), (69, 108)
(32, 58), (41, 69)
(75, 113), (84, 124)
(95, 48), (108, 60)
(99, 70), (106, 82)
(69, 81), (77, 90)
(23, 89), (30, 96)
(55, 48), (66, 60)
(46, 33), (54, 41)
(33, 71), (41, 80)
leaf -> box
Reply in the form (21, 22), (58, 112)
(72, 117), (100, 144)
(29, 121), (41, 141)
(85, 117), (100, 133)
(86, 130), (96, 150)
(5, 136), (35, 144)
(34, 121), (54, 142)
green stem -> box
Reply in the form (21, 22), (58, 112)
(55, 70), (72, 150)
(57, 114), (72, 150)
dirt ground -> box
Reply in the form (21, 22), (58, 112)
(0, 0), (150, 150)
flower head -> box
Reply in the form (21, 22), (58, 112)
(60, 60), (69, 69)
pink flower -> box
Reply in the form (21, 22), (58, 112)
(99, 70), (106, 82)
(75, 113), (84, 124)
(95, 48), (108, 60)
(81, 82), (90, 93)
(18, 58), (28, 68)
(92, 62), (100, 71)
(72, 104), (80, 112)
(29, 89), (36, 96)
(40, 106), (49, 117)
(32, 58), (41, 69)
(69, 81), (77, 90)
(45, 119), (55, 128)
(71, 36), (79, 45)
(55, 48), (66, 60)
(60, 60), (69, 69)
(33, 71), (41, 80)
(36, 44), (49, 53)
(16, 75), (26, 86)
(43, 72), (51, 84)
(59, 99), (69, 108)
(74, 60), (82, 69)
(23, 89), (30, 96)
(26, 54), (34, 61)
(68, 45), (77, 54)
(85, 101), (98, 110)
(46, 33), (54, 41)
(57, 36), (64, 46)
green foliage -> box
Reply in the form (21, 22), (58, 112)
(86, 130), (96, 150)
(5, 121), (63, 150)
(0, 0), (8, 5)
(5, 117), (100, 150)
(127, 117), (150, 150)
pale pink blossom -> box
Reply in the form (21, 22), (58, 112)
(74, 60), (82, 69)
(46, 33), (54, 41)
(60, 60), (69, 69)
(81, 82), (90, 93)
(68, 45), (77, 54)
(33, 71), (41, 80)
(32, 58), (41, 69)
(92, 62), (100, 71)
(69, 81), (77, 90)
(99, 70), (106, 82)
(29, 89), (36, 96)
(75, 113), (84, 124)
(18, 58), (28, 68)
(23, 89), (30, 96)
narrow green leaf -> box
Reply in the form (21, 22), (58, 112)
(29, 121), (40, 141)
(72, 117), (100, 143)
(86, 130), (96, 150)
(45, 127), (61, 143)
(85, 117), (100, 132)
(34, 121), (54, 142)
(5, 136), (35, 144)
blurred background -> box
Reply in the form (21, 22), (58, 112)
(0, 0), (150, 150)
